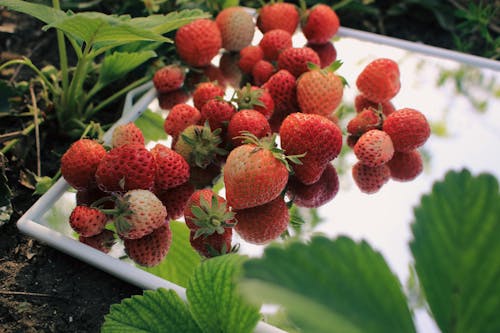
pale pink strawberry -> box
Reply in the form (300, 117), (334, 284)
(226, 109), (271, 147)
(352, 162), (391, 194)
(163, 103), (201, 139)
(79, 230), (116, 253)
(354, 129), (394, 167)
(216, 7), (255, 51)
(238, 45), (264, 74)
(259, 29), (293, 61)
(111, 122), (145, 148)
(61, 139), (106, 190)
(356, 58), (400, 102)
(151, 143), (190, 191)
(152, 64), (185, 94)
(124, 223), (172, 267)
(301, 4), (340, 45)
(69, 205), (108, 237)
(387, 150), (423, 182)
(382, 108), (430, 152)
(277, 47), (320, 78)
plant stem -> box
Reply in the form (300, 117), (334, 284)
(29, 84), (42, 177)
(332, 0), (355, 11)
(1, 119), (44, 154)
(52, 0), (69, 100)
(0, 59), (57, 94)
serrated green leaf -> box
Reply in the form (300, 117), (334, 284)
(0, 0), (66, 25)
(242, 236), (416, 333)
(134, 109), (167, 143)
(187, 254), (261, 333)
(411, 169), (500, 333)
(97, 51), (156, 89)
(142, 221), (201, 288)
(129, 9), (211, 35)
(102, 288), (202, 333)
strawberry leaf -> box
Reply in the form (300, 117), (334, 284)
(241, 236), (416, 333)
(102, 288), (202, 333)
(0, 0), (66, 25)
(411, 169), (500, 333)
(134, 109), (167, 143)
(187, 254), (261, 333)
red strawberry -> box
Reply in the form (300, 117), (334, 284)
(238, 45), (264, 74)
(234, 196), (289, 244)
(280, 113), (343, 185)
(216, 7), (255, 52)
(354, 129), (394, 167)
(234, 85), (274, 119)
(277, 47), (320, 78)
(175, 19), (222, 67)
(69, 205), (108, 237)
(183, 188), (235, 237)
(151, 143), (190, 191)
(200, 98), (236, 131)
(155, 181), (195, 221)
(189, 227), (232, 258)
(346, 108), (383, 137)
(262, 69), (299, 128)
(252, 60), (275, 86)
(382, 108), (430, 152)
(224, 134), (291, 209)
(124, 223), (172, 267)
(301, 4), (340, 45)
(163, 103), (201, 139)
(286, 163), (339, 208)
(356, 58), (400, 102)
(226, 109), (271, 147)
(296, 61), (344, 117)
(257, 2), (299, 35)
(192, 81), (225, 110)
(158, 89), (191, 111)
(307, 42), (337, 68)
(79, 229), (116, 254)
(354, 94), (395, 116)
(352, 162), (390, 194)
(111, 122), (145, 148)
(95, 144), (156, 193)
(259, 29), (293, 61)
(388, 150), (423, 182)
(152, 64), (185, 94)
(61, 139), (106, 191)
(113, 189), (167, 239)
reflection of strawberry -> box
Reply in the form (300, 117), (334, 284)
(158, 89), (190, 111)
(69, 205), (108, 237)
(347, 108), (383, 137)
(155, 181), (195, 221)
(200, 98), (236, 131)
(79, 229), (116, 254)
(163, 103), (201, 139)
(354, 129), (394, 167)
(307, 42), (337, 68)
(124, 223), (172, 267)
(151, 143), (190, 191)
(216, 7), (255, 52)
(259, 29), (293, 61)
(383, 108), (430, 152)
(226, 109), (271, 147)
(238, 45), (264, 74)
(61, 139), (106, 191)
(352, 162), (391, 194)
(152, 64), (185, 94)
(175, 19), (222, 67)
(356, 58), (400, 103)
(354, 94), (395, 116)
(388, 150), (423, 181)
(234, 196), (289, 245)
(301, 4), (340, 45)
(257, 2), (299, 35)
(263, 69), (299, 128)
(277, 47), (320, 78)
(111, 122), (144, 148)
(189, 227), (232, 258)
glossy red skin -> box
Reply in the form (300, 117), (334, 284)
(238, 45), (264, 74)
(388, 150), (423, 181)
(354, 129), (395, 167)
(277, 47), (321, 78)
(259, 29), (293, 61)
(192, 82), (225, 110)
(257, 3), (299, 35)
(175, 19), (221, 67)
(383, 108), (430, 152)
(252, 60), (275, 86)
(69, 206), (108, 237)
(352, 162), (391, 194)
(124, 223), (172, 267)
(200, 98), (236, 131)
(226, 109), (271, 147)
(356, 58), (400, 102)
(263, 70), (299, 128)
(302, 4), (340, 45)
(151, 144), (190, 191)
(163, 103), (201, 139)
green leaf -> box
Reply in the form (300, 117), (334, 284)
(411, 169), (500, 333)
(129, 9), (211, 35)
(242, 236), (416, 333)
(142, 221), (201, 288)
(134, 109), (167, 143)
(97, 51), (156, 90)
(187, 254), (261, 333)
(222, 0), (239, 9)
(0, 0), (66, 25)
(102, 288), (202, 333)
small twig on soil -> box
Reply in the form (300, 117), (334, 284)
(0, 130), (24, 143)
(0, 289), (71, 301)
(29, 84), (41, 176)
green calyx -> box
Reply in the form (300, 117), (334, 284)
(178, 123), (227, 169)
(96, 193), (133, 235)
(191, 194), (236, 239)
(233, 83), (266, 111)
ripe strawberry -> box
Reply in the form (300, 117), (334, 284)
(61, 139), (106, 190)
(346, 108), (383, 137)
(252, 60), (275, 86)
(277, 47), (320, 78)
(354, 94), (395, 116)
(150, 143), (190, 191)
(382, 108), (430, 152)
(200, 98), (236, 131)
(286, 163), (339, 208)
(296, 61), (344, 117)
(111, 122), (145, 148)
(238, 45), (264, 74)
(224, 134), (291, 209)
(301, 4), (340, 45)
(184, 188), (235, 236)
(79, 229), (116, 254)
(356, 58), (400, 102)
(280, 113), (343, 184)
(216, 7), (255, 52)
(163, 103), (201, 139)
(69, 205), (108, 237)
(234, 196), (289, 244)
(155, 181), (195, 221)
(354, 129), (394, 167)
(113, 189), (167, 239)
(259, 29), (293, 61)
(352, 162), (390, 194)
(95, 144), (156, 193)
(234, 85), (274, 119)
(124, 223), (172, 267)
(262, 69), (299, 129)
(307, 42), (337, 68)
(152, 64), (185, 94)
(174, 124), (226, 169)
(158, 89), (191, 111)
(226, 109), (271, 147)
(189, 227), (232, 258)
(192, 81), (225, 110)
(257, 2), (299, 35)
(388, 150), (423, 182)
(175, 19), (222, 67)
